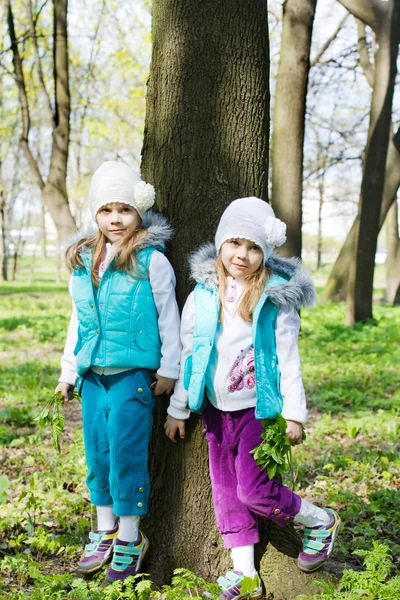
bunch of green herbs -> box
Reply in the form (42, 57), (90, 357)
(34, 390), (81, 453)
(250, 413), (305, 489)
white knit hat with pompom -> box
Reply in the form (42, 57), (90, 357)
(89, 161), (155, 219)
(215, 197), (286, 260)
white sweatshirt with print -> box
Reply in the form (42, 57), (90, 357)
(168, 277), (307, 424)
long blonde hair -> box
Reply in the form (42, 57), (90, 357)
(216, 253), (270, 322)
(66, 225), (148, 287)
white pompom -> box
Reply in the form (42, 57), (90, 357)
(264, 217), (286, 247)
(133, 181), (155, 214)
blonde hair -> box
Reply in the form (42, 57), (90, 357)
(216, 252), (269, 322)
(66, 219), (148, 287)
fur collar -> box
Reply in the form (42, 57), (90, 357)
(66, 211), (173, 252)
(139, 211), (173, 251)
(189, 243), (316, 309)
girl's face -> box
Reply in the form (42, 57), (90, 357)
(221, 238), (264, 280)
(96, 203), (141, 243)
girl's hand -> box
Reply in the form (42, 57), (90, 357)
(151, 374), (176, 396)
(55, 382), (75, 403)
(286, 420), (303, 446)
(164, 415), (186, 442)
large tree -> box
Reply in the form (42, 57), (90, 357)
(7, 0), (75, 242)
(271, 0), (317, 258)
(140, 1), (321, 597)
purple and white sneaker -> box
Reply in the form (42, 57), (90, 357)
(217, 571), (263, 600)
(106, 531), (149, 584)
(297, 508), (341, 573)
(77, 523), (119, 574)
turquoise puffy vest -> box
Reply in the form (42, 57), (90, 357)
(184, 273), (288, 420)
(72, 246), (161, 376)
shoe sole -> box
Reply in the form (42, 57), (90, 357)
(297, 515), (342, 573)
(105, 537), (150, 584)
(76, 550), (113, 574)
(221, 589), (263, 600)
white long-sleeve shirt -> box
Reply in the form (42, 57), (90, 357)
(59, 250), (181, 385)
(168, 277), (308, 424)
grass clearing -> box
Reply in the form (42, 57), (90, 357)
(0, 264), (399, 599)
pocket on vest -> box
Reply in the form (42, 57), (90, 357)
(134, 313), (149, 350)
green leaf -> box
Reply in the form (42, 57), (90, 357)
(0, 474), (10, 504)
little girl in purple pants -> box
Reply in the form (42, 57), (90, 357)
(164, 197), (341, 599)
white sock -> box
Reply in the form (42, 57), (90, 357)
(96, 505), (117, 531)
(231, 545), (256, 578)
(294, 499), (331, 528)
(118, 516), (140, 543)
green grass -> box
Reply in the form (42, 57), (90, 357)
(0, 264), (399, 599)
(291, 303), (400, 563)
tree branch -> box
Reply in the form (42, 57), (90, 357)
(337, 0), (388, 29)
(7, 0), (44, 189)
(310, 12), (350, 68)
(26, 0), (56, 128)
(357, 19), (374, 87)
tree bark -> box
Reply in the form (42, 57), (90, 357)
(345, 0), (400, 323)
(7, 0), (75, 242)
(141, 1), (307, 593)
(385, 200), (400, 304)
(271, 0), (317, 258)
(142, 0), (270, 305)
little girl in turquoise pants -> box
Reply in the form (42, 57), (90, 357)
(56, 161), (181, 583)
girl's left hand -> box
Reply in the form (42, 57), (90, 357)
(286, 420), (303, 446)
(151, 374), (176, 396)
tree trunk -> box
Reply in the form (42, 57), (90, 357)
(344, 1), (400, 324)
(0, 189), (8, 282)
(140, 1), (312, 594)
(320, 126), (400, 303)
(317, 177), (324, 270)
(142, 0), (270, 305)
(271, 0), (317, 258)
(385, 200), (400, 304)
(44, 0), (74, 241)
(7, 0), (75, 242)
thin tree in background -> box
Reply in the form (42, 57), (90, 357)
(385, 199), (400, 304)
(320, 126), (400, 302)
(271, 0), (317, 258)
(7, 0), (75, 242)
(338, 0), (400, 323)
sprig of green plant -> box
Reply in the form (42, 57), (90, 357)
(296, 541), (400, 599)
(33, 391), (81, 453)
(250, 414), (305, 489)
(0, 474), (10, 504)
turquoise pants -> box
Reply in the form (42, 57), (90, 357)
(81, 368), (156, 516)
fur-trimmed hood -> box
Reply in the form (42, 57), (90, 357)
(139, 210), (173, 251)
(189, 243), (316, 309)
(66, 211), (173, 252)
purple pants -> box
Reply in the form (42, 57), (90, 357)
(203, 403), (302, 548)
